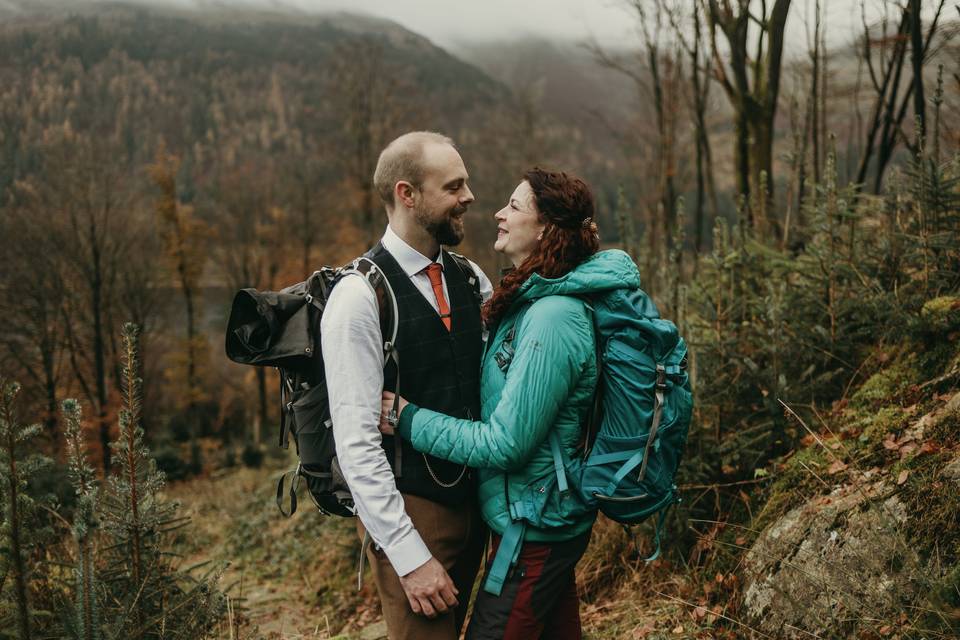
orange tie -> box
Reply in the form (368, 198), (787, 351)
(425, 263), (452, 331)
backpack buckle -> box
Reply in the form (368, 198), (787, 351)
(655, 364), (667, 391)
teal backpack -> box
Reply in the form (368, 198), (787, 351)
(485, 285), (692, 595)
(563, 287), (692, 552)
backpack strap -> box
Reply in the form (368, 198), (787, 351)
(579, 298), (603, 457)
(338, 256), (404, 477)
(483, 519), (526, 596)
(548, 431), (569, 494)
(596, 364), (668, 499)
(446, 251), (482, 307)
(623, 501), (674, 564)
(275, 469), (300, 517)
(635, 364), (668, 483)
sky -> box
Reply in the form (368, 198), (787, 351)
(18, 0), (937, 56)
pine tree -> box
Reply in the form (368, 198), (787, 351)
(96, 324), (225, 639)
(0, 380), (51, 640)
(61, 398), (101, 640)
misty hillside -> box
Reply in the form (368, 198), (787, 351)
(0, 1), (508, 153)
(455, 37), (637, 149)
(0, 1), (643, 276)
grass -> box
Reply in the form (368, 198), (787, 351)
(166, 459), (380, 639)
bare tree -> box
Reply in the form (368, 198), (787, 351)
(808, 0), (824, 186)
(702, 0), (792, 235)
(328, 39), (418, 246)
(854, 0), (947, 194)
(587, 0), (685, 265)
(0, 199), (68, 454)
(668, 1), (720, 256)
(21, 132), (135, 471)
(150, 151), (210, 421)
(214, 163), (286, 444)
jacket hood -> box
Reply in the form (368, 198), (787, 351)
(515, 249), (640, 302)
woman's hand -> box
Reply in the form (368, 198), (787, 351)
(380, 391), (408, 436)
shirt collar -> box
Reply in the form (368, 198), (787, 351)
(381, 224), (444, 277)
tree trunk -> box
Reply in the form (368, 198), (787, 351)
(691, 7), (707, 256)
(750, 112), (777, 237)
(42, 341), (58, 455)
(908, 0), (926, 147)
(811, 0), (822, 185)
(91, 242), (110, 473)
(183, 282), (197, 412)
(733, 105), (751, 214)
(301, 179), (312, 275)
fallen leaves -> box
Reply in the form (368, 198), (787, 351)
(827, 459), (849, 475)
(918, 440), (939, 455)
(882, 432), (939, 461)
(897, 469), (909, 485)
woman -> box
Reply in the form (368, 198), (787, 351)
(379, 168), (641, 639)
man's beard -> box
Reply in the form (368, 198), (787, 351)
(416, 203), (465, 246)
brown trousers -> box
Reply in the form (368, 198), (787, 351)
(357, 493), (486, 640)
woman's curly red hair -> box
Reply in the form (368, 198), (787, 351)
(482, 168), (600, 326)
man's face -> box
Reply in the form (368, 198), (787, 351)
(413, 143), (475, 246)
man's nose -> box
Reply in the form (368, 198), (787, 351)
(461, 185), (475, 205)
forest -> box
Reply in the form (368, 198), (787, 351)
(0, 0), (958, 638)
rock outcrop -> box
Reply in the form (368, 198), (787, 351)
(742, 394), (960, 638)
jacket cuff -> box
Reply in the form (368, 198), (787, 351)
(397, 403), (420, 440)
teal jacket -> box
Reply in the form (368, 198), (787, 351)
(398, 250), (642, 542)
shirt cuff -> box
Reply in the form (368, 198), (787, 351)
(398, 403), (420, 440)
(382, 527), (432, 577)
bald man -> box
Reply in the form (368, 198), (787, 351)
(322, 132), (492, 639)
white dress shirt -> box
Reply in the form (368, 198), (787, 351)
(320, 225), (493, 576)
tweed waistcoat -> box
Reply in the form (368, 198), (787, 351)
(366, 243), (483, 506)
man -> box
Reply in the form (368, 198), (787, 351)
(321, 131), (493, 639)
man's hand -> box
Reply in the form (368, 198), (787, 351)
(379, 391), (409, 436)
(398, 556), (459, 618)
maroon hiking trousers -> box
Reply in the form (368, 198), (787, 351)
(465, 529), (592, 640)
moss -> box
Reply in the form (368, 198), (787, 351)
(851, 354), (920, 409)
(847, 405), (912, 468)
(919, 296), (960, 333)
(750, 446), (830, 536)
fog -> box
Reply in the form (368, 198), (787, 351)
(5, 0), (923, 56)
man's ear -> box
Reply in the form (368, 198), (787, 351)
(395, 181), (418, 209)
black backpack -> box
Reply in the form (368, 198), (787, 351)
(224, 252), (480, 518)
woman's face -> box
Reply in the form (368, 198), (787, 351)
(494, 181), (546, 267)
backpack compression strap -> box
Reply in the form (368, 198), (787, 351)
(483, 521), (526, 596)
